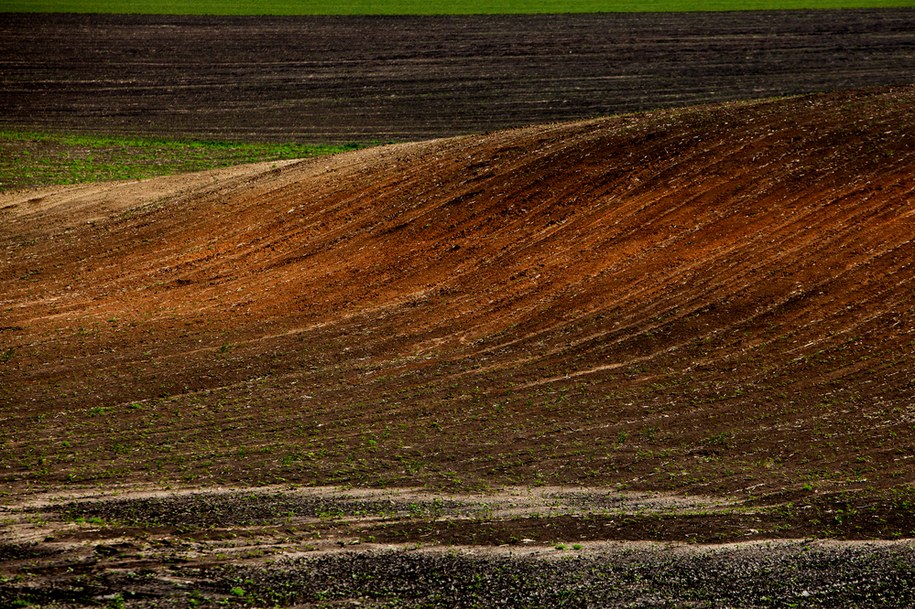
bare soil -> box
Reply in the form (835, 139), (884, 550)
(2, 486), (915, 607)
(2, 86), (915, 606)
(0, 11), (913, 142)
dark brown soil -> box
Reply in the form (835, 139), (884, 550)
(5, 540), (915, 608)
(1, 86), (914, 501)
(1, 10), (913, 142)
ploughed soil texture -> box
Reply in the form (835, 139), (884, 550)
(0, 10), (913, 142)
(1, 87), (915, 606)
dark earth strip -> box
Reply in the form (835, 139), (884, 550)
(56, 492), (476, 527)
(214, 546), (915, 608)
(44, 486), (915, 543)
(1, 10), (913, 143)
(3, 541), (914, 608)
(2, 487), (914, 607)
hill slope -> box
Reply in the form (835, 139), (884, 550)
(1, 86), (914, 498)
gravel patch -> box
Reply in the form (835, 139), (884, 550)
(216, 541), (915, 608)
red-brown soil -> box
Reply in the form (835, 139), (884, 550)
(1, 11), (914, 142)
(1, 87), (914, 504)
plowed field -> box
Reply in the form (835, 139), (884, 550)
(1, 10), (913, 142)
(2, 85), (913, 499)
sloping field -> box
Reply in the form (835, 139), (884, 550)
(4, 0), (913, 15)
(2, 86), (913, 501)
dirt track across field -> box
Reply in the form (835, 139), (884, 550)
(1, 10), (914, 142)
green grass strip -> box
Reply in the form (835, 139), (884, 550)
(0, 130), (370, 191)
(3, 0), (911, 15)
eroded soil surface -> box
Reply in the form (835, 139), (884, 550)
(1, 10), (913, 142)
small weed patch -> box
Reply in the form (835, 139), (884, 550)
(0, 130), (371, 191)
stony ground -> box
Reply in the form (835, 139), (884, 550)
(2, 486), (914, 607)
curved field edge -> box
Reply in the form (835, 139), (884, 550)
(3, 0), (912, 15)
(1, 87), (914, 505)
(0, 131), (370, 192)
